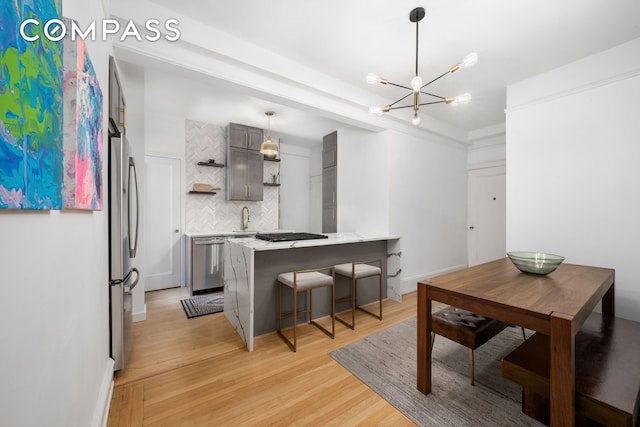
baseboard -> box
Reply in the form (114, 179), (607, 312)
(400, 264), (468, 295)
(92, 358), (115, 427)
(133, 303), (147, 322)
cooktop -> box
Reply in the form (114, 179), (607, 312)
(256, 232), (329, 242)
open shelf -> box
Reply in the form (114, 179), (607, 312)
(197, 162), (225, 167)
(264, 183), (280, 187)
(189, 191), (217, 195)
(264, 157), (280, 162)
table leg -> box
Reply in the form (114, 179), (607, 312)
(602, 281), (615, 316)
(550, 312), (575, 427)
(417, 282), (432, 394)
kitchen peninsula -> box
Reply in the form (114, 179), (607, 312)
(223, 233), (401, 351)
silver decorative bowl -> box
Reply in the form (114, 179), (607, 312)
(507, 252), (565, 275)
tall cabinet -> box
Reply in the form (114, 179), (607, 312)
(226, 123), (264, 201)
(322, 131), (337, 233)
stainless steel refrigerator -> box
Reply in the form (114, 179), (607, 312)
(108, 133), (140, 371)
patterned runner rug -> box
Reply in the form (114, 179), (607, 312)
(330, 317), (544, 426)
(180, 293), (224, 319)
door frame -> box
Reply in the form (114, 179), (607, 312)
(144, 152), (185, 290)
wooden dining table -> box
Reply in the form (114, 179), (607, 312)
(417, 257), (615, 426)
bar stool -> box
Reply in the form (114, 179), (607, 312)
(276, 267), (335, 352)
(333, 260), (382, 330)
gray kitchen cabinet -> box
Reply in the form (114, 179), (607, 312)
(108, 57), (126, 135)
(226, 124), (264, 201)
(322, 131), (337, 169)
(322, 131), (337, 233)
(322, 165), (337, 232)
(228, 123), (263, 151)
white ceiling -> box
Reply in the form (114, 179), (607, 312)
(117, 0), (640, 143)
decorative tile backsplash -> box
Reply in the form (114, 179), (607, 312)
(185, 119), (279, 234)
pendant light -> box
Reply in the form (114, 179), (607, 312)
(367, 7), (478, 125)
(260, 111), (278, 158)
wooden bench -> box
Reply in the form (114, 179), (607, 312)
(502, 312), (640, 426)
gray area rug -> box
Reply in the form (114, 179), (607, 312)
(180, 293), (224, 319)
(330, 317), (545, 426)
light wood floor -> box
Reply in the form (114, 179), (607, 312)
(108, 287), (419, 426)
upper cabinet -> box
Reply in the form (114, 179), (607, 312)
(322, 131), (338, 233)
(108, 57), (126, 135)
(228, 123), (263, 151)
(226, 123), (264, 201)
(322, 131), (337, 169)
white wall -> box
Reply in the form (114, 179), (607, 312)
(337, 127), (468, 293)
(506, 38), (640, 322)
(337, 127), (390, 234)
(389, 130), (469, 292)
(279, 143), (313, 232)
(0, 0), (114, 426)
(309, 143), (323, 233)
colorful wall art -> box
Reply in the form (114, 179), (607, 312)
(0, 0), (64, 209)
(0, 2), (104, 210)
(62, 18), (103, 210)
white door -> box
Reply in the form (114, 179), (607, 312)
(467, 166), (506, 266)
(145, 155), (182, 291)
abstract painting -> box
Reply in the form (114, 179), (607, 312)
(0, 0), (64, 209)
(62, 18), (103, 210)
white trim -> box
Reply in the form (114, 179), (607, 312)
(467, 159), (506, 171)
(506, 68), (640, 115)
(92, 358), (115, 427)
(468, 123), (506, 142)
(400, 264), (468, 295)
(144, 150), (186, 161)
(468, 139), (505, 151)
(133, 303), (147, 322)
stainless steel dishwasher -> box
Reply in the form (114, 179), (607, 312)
(191, 236), (225, 295)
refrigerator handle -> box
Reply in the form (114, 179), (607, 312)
(128, 157), (140, 258)
(124, 267), (140, 294)
(109, 267), (139, 288)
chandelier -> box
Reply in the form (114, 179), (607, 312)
(260, 111), (278, 158)
(367, 7), (478, 126)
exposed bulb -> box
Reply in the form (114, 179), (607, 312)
(454, 93), (472, 104)
(461, 52), (479, 68)
(368, 106), (384, 116)
(411, 111), (421, 126)
(411, 76), (423, 92)
(366, 73), (379, 84)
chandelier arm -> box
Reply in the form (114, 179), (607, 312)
(387, 81), (413, 91)
(420, 70), (452, 89)
(388, 104), (418, 111)
(419, 91), (446, 100)
(387, 98), (449, 111)
(418, 100), (447, 106)
(387, 92), (414, 108)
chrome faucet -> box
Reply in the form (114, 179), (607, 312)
(241, 206), (250, 230)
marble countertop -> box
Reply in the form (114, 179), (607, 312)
(185, 230), (281, 238)
(226, 232), (400, 251)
